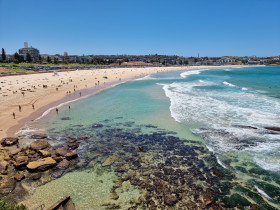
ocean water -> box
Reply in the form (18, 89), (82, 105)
(21, 66), (280, 209)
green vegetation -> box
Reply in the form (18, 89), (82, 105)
(0, 67), (27, 72)
(0, 62), (101, 67)
(1, 48), (6, 61)
(0, 199), (27, 210)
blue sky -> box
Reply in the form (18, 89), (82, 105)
(0, 0), (279, 57)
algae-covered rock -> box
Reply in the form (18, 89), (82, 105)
(102, 155), (117, 167)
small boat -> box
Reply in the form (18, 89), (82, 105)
(47, 196), (76, 210)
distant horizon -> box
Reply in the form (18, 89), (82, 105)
(1, 0), (279, 57)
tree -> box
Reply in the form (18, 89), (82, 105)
(38, 55), (42, 63)
(26, 53), (32, 63)
(47, 56), (51, 63)
(54, 57), (58, 64)
(14, 52), (20, 63)
(1, 48), (6, 61)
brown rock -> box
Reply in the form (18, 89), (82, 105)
(65, 152), (78, 160)
(213, 168), (223, 178)
(264, 127), (280, 132)
(113, 179), (123, 188)
(56, 159), (70, 169)
(39, 150), (51, 157)
(30, 139), (50, 151)
(110, 192), (119, 200)
(27, 157), (56, 171)
(55, 147), (69, 156)
(10, 148), (21, 156)
(30, 172), (41, 180)
(14, 156), (29, 168)
(186, 200), (197, 210)
(202, 188), (216, 206)
(0, 161), (8, 171)
(14, 172), (25, 181)
(50, 170), (63, 178)
(0, 177), (15, 196)
(102, 155), (117, 167)
(1, 137), (18, 146)
(52, 156), (64, 162)
(164, 194), (178, 206)
(138, 146), (144, 152)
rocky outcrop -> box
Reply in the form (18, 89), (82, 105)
(1, 137), (18, 146)
(27, 157), (56, 171)
(30, 139), (50, 151)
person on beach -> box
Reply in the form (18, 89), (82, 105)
(32, 104), (34, 110)
(56, 108), (58, 114)
(19, 105), (21, 112)
(69, 106), (71, 110)
(79, 92), (81, 97)
(12, 112), (15, 119)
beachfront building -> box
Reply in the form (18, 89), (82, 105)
(18, 42), (40, 61)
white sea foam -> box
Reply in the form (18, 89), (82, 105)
(16, 127), (41, 135)
(223, 81), (236, 87)
(255, 186), (271, 199)
(254, 156), (280, 172)
(180, 70), (202, 78)
(217, 158), (228, 169)
(161, 80), (280, 157)
(135, 75), (156, 81)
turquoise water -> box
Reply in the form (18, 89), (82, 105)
(24, 66), (280, 209)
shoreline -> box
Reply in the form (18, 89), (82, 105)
(0, 65), (262, 139)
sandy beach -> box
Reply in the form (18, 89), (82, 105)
(0, 65), (253, 139)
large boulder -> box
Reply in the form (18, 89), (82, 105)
(27, 157), (56, 171)
(1, 137), (18, 146)
(30, 139), (50, 151)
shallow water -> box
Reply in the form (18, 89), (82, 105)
(20, 66), (280, 209)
